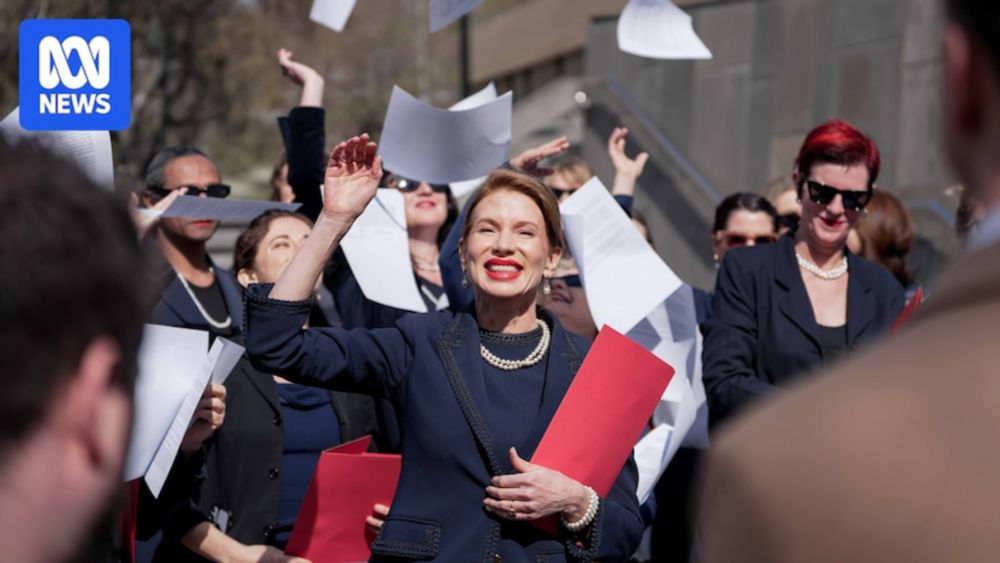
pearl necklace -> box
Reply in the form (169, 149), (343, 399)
(176, 268), (232, 330)
(480, 320), (551, 371)
(795, 252), (848, 280)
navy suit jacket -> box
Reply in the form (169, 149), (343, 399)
(244, 285), (643, 562)
(702, 234), (904, 427)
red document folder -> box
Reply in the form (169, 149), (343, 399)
(530, 326), (675, 533)
(285, 435), (402, 562)
(891, 286), (923, 334)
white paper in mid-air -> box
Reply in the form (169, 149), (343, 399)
(447, 83), (499, 198)
(1, 106), (115, 191)
(309, 0), (356, 32)
(159, 195), (300, 221)
(429, 0), (485, 32)
(124, 325), (208, 485)
(560, 178), (682, 333)
(379, 85), (511, 185)
(617, 0), (713, 60)
(340, 189), (435, 313)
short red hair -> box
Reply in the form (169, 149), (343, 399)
(795, 119), (880, 187)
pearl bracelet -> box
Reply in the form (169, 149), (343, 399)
(561, 486), (599, 532)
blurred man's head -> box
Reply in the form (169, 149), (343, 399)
(942, 0), (1000, 206)
(0, 139), (146, 563)
(143, 146), (224, 246)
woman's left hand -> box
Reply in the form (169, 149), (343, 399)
(484, 447), (591, 522)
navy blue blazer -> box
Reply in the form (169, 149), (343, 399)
(702, 234), (904, 426)
(148, 256), (244, 336)
(244, 285), (643, 562)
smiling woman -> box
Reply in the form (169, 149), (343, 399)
(702, 119), (905, 427)
(243, 135), (643, 562)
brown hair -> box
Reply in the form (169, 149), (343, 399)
(233, 209), (313, 274)
(854, 190), (914, 287)
(547, 156), (593, 190)
(462, 169), (565, 251)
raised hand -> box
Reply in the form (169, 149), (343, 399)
(277, 47), (324, 107)
(607, 127), (649, 180)
(509, 136), (571, 177)
(132, 187), (186, 240)
(483, 447), (591, 522)
(321, 133), (382, 222)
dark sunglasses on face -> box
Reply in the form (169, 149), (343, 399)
(391, 178), (449, 193)
(721, 233), (776, 249)
(778, 213), (800, 230)
(551, 274), (582, 288)
(147, 183), (231, 200)
(548, 186), (575, 199)
(804, 180), (872, 212)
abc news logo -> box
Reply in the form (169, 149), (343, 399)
(19, 19), (130, 131)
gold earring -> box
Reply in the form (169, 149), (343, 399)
(461, 271), (469, 289)
(542, 275), (551, 296)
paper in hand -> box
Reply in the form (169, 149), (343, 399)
(1, 106), (116, 191)
(124, 325), (208, 483)
(160, 195), (301, 221)
(560, 177), (682, 334)
(617, 0), (712, 60)
(429, 0), (485, 32)
(447, 83), (499, 198)
(340, 189), (432, 312)
(309, 0), (356, 32)
(378, 85), (511, 185)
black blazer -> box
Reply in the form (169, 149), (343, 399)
(702, 234), (904, 426)
(152, 351), (382, 562)
(245, 286), (644, 562)
(148, 256), (244, 336)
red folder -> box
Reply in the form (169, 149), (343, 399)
(891, 286), (923, 334)
(285, 435), (401, 562)
(530, 326), (675, 533)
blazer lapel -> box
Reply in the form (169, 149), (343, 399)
(517, 311), (584, 459)
(434, 312), (502, 476)
(244, 367), (281, 415)
(211, 258), (245, 334)
(846, 252), (876, 346)
(159, 274), (206, 328)
(774, 236), (821, 350)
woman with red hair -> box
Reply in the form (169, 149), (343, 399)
(702, 119), (905, 426)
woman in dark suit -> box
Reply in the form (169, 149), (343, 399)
(245, 135), (643, 562)
(703, 119), (905, 427)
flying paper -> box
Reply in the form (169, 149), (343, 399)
(617, 0), (712, 60)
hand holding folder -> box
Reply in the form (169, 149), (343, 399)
(285, 436), (401, 562)
(530, 326), (675, 533)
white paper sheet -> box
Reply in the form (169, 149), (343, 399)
(209, 337), (244, 386)
(160, 195), (300, 221)
(429, 0), (485, 32)
(340, 189), (432, 312)
(124, 325), (208, 484)
(634, 424), (674, 503)
(309, 0), (356, 32)
(1, 106), (115, 191)
(379, 85), (511, 185)
(560, 178), (682, 333)
(144, 341), (221, 497)
(617, 0), (713, 60)
(447, 83), (499, 198)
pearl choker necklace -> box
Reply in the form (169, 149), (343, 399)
(795, 252), (848, 280)
(480, 320), (551, 371)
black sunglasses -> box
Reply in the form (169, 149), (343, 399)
(547, 185), (576, 199)
(778, 213), (800, 230)
(804, 180), (872, 212)
(147, 183), (231, 200)
(551, 274), (582, 288)
(391, 177), (449, 193)
(721, 233), (776, 249)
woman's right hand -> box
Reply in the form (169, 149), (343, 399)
(321, 134), (381, 223)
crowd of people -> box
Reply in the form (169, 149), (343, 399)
(3, 0), (1000, 562)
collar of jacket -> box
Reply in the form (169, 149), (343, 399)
(772, 233), (877, 352)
